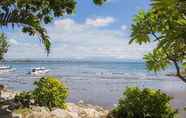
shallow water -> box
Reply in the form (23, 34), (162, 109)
(0, 60), (186, 107)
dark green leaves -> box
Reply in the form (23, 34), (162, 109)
(93, 0), (106, 5)
(130, 10), (156, 44)
(0, 0), (105, 55)
(144, 48), (171, 72)
(0, 0), (77, 54)
(110, 87), (177, 118)
(33, 76), (69, 110)
(130, 0), (186, 81)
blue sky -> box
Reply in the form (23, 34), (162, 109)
(4, 0), (154, 60)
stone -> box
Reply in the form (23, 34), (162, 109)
(1, 90), (16, 100)
(50, 109), (73, 118)
(0, 108), (12, 118)
(26, 111), (50, 118)
(0, 84), (5, 92)
(12, 113), (22, 118)
(78, 100), (84, 104)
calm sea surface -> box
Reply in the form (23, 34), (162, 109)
(0, 60), (186, 107)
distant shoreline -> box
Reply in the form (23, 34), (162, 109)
(2, 58), (144, 63)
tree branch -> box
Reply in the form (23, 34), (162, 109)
(151, 32), (161, 41)
(151, 32), (186, 83)
(172, 60), (186, 83)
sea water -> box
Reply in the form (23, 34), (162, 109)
(0, 60), (186, 107)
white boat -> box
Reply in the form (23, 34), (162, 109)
(0, 65), (15, 73)
(30, 67), (49, 75)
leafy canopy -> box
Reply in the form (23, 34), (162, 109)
(0, 0), (106, 54)
(15, 91), (33, 108)
(13, 76), (68, 110)
(33, 76), (68, 110)
(130, 0), (186, 83)
(109, 87), (177, 118)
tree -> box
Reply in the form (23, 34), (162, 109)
(130, 0), (186, 83)
(0, 0), (106, 54)
(33, 76), (68, 110)
(108, 87), (177, 118)
(0, 33), (9, 60)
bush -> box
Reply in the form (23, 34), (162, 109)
(108, 87), (177, 118)
(32, 76), (68, 110)
(14, 91), (33, 108)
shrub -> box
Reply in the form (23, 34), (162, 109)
(32, 76), (68, 110)
(14, 91), (33, 108)
(108, 87), (177, 118)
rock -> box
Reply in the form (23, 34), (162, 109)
(78, 100), (84, 104)
(8, 101), (21, 110)
(25, 107), (50, 118)
(12, 113), (22, 118)
(0, 84), (5, 92)
(0, 108), (12, 118)
(15, 103), (109, 118)
(26, 111), (50, 118)
(50, 109), (73, 118)
(67, 103), (108, 118)
(1, 90), (16, 100)
(0, 87), (109, 118)
(1, 105), (9, 110)
(31, 106), (49, 112)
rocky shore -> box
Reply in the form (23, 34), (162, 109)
(0, 86), (109, 118)
(11, 103), (109, 118)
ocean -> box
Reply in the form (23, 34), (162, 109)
(0, 60), (186, 107)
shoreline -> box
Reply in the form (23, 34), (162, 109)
(1, 84), (186, 117)
(0, 88), (109, 118)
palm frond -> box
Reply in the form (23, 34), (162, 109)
(0, 8), (51, 54)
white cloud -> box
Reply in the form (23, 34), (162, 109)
(107, 0), (120, 3)
(85, 17), (115, 27)
(121, 25), (128, 31)
(54, 19), (75, 30)
(5, 18), (154, 60)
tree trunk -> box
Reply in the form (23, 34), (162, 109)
(173, 60), (186, 83)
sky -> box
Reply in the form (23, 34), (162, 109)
(3, 0), (154, 60)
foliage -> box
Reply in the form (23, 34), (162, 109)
(14, 108), (32, 114)
(15, 91), (33, 108)
(130, 0), (186, 83)
(93, 0), (107, 5)
(0, 0), (106, 54)
(0, 33), (9, 60)
(32, 76), (68, 110)
(109, 87), (177, 118)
